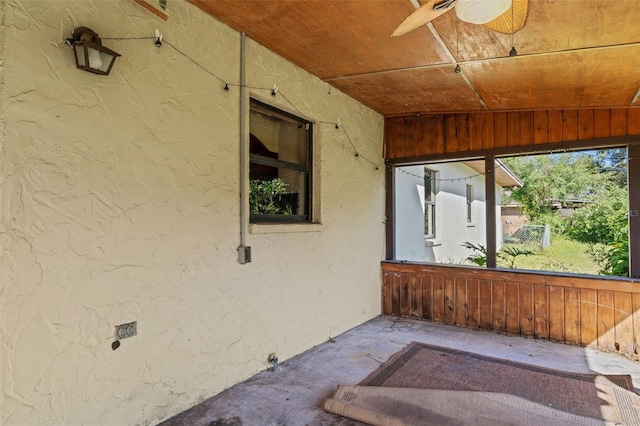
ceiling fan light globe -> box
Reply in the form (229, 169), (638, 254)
(455, 0), (512, 24)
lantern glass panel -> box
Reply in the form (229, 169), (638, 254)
(74, 45), (86, 67)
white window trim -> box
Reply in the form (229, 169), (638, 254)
(424, 167), (437, 239)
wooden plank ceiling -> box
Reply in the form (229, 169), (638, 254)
(189, 0), (640, 117)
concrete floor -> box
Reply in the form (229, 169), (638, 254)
(160, 316), (640, 426)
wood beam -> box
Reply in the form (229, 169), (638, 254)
(385, 163), (395, 261)
(385, 109), (640, 163)
(485, 156), (497, 268)
(629, 144), (640, 278)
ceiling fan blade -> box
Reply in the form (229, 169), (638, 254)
(392, 0), (456, 37)
(482, 0), (528, 34)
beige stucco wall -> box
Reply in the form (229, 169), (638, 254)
(0, 1), (385, 425)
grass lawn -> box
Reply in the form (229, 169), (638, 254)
(503, 235), (600, 274)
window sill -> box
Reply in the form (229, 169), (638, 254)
(250, 223), (325, 234)
(425, 238), (441, 247)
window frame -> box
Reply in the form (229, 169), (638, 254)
(248, 98), (313, 224)
(466, 184), (473, 223)
(424, 167), (437, 239)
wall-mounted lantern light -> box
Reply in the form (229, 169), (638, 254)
(66, 27), (121, 75)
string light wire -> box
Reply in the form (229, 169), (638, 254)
(396, 161), (509, 183)
(336, 123), (382, 170)
(100, 35), (383, 171)
(164, 40), (228, 86)
(103, 36), (155, 41)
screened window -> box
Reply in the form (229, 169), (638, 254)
(393, 148), (634, 277)
(394, 162), (487, 265)
(249, 99), (312, 223)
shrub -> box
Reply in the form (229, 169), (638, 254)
(249, 178), (292, 215)
(565, 185), (628, 244)
(462, 242), (534, 269)
(588, 236), (629, 277)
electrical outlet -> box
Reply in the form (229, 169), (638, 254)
(115, 322), (137, 340)
(268, 353), (278, 368)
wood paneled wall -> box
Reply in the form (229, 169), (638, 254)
(382, 262), (640, 354)
(385, 108), (640, 160)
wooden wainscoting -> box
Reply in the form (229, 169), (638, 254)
(382, 262), (640, 354)
(385, 108), (640, 161)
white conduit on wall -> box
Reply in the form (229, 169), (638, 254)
(238, 32), (250, 264)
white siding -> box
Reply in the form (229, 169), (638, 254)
(395, 163), (503, 264)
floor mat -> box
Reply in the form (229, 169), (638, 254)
(325, 342), (640, 425)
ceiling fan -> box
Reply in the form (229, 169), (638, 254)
(392, 0), (529, 37)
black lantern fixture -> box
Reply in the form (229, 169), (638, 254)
(66, 27), (121, 75)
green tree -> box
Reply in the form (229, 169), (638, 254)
(503, 150), (630, 277)
(503, 153), (612, 222)
(589, 148), (627, 188)
(565, 183), (628, 244)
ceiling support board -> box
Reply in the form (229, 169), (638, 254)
(325, 63), (454, 82)
(327, 40), (640, 83)
(425, 22), (488, 110)
(474, 41), (640, 64)
(389, 0), (487, 110)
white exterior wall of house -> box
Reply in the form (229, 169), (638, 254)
(0, 1), (385, 425)
(395, 163), (503, 264)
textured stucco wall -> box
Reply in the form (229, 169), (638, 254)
(0, 1), (385, 425)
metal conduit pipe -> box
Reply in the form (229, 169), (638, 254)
(238, 32), (251, 264)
